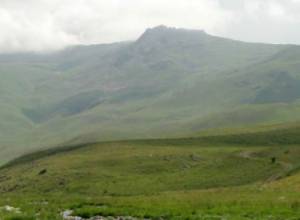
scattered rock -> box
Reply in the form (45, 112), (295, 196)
(239, 151), (253, 159)
(182, 161), (191, 169)
(62, 210), (83, 220)
(190, 154), (201, 161)
(163, 156), (171, 161)
(0, 205), (21, 213)
(271, 157), (276, 164)
(38, 169), (47, 175)
(0, 175), (9, 182)
(62, 210), (151, 220)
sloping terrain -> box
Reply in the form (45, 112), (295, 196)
(1, 26), (300, 164)
(1, 123), (300, 219)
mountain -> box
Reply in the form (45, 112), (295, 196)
(1, 25), (300, 165)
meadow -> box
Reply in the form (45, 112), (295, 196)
(1, 124), (300, 219)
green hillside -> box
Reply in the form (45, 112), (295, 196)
(1, 124), (300, 219)
(1, 26), (300, 165)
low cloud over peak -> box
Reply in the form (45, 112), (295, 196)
(0, 0), (300, 53)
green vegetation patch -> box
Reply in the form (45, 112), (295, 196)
(1, 124), (300, 219)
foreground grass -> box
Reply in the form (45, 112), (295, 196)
(1, 125), (300, 219)
(2, 184), (300, 220)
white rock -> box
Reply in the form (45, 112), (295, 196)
(1, 205), (21, 213)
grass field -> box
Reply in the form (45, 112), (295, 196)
(1, 124), (300, 219)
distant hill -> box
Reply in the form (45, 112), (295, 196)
(1, 25), (300, 164)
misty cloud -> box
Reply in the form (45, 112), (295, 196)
(0, 0), (300, 52)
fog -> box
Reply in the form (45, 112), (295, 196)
(0, 0), (300, 52)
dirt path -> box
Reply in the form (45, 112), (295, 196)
(238, 150), (294, 182)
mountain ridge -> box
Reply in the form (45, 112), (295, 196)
(0, 25), (300, 165)
(1, 25), (297, 57)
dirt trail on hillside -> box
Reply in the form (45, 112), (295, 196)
(238, 150), (294, 182)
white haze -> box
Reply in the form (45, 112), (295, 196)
(0, 0), (300, 52)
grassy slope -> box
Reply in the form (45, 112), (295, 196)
(2, 27), (300, 171)
(1, 124), (300, 219)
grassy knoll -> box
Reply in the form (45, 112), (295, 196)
(1, 125), (300, 219)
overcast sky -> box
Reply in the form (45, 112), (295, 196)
(1, 0), (300, 52)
